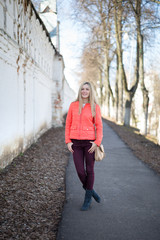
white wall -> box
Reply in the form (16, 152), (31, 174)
(0, 0), (64, 168)
(62, 79), (76, 115)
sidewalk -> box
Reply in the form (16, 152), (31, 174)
(57, 121), (160, 240)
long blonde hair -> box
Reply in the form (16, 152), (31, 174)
(75, 81), (97, 117)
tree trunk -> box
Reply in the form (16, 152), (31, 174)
(99, 68), (103, 106)
(114, 0), (124, 123)
(139, 36), (149, 135)
(124, 93), (132, 126)
(124, 34), (139, 126)
(135, 0), (149, 135)
(105, 64), (110, 117)
(142, 87), (149, 135)
(100, 1), (114, 118)
(115, 53), (119, 121)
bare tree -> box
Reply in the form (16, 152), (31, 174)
(100, 0), (115, 117)
(113, 0), (125, 123)
(128, 0), (160, 134)
(150, 0), (160, 4)
(71, 0), (115, 110)
(113, 0), (140, 125)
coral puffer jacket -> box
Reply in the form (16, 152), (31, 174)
(65, 101), (103, 146)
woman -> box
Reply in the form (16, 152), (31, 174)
(65, 82), (103, 211)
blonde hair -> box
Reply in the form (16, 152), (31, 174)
(75, 81), (97, 117)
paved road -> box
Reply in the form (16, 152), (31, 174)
(57, 121), (160, 240)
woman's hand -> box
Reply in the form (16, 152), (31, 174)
(88, 141), (97, 153)
(67, 142), (74, 153)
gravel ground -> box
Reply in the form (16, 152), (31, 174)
(1, 119), (160, 240)
(105, 118), (160, 175)
(0, 127), (69, 240)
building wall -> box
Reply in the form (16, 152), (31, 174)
(0, 0), (64, 168)
(62, 79), (76, 116)
(39, 0), (59, 51)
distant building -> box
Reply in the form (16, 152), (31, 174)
(39, 0), (60, 51)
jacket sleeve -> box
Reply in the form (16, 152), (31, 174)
(94, 104), (103, 146)
(65, 103), (73, 144)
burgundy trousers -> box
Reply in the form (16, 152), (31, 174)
(71, 139), (95, 190)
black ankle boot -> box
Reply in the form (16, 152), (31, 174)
(82, 186), (101, 203)
(81, 189), (93, 211)
(92, 190), (101, 203)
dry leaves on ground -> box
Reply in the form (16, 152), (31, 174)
(0, 127), (69, 240)
(105, 118), (160, 174)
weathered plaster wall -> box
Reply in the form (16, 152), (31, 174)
(62, 79), (76, 115)
(0, 0), (64, 168)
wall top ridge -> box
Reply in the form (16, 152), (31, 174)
(24, 0), (60, 56)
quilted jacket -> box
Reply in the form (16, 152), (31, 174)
(65, 101), (103, 146)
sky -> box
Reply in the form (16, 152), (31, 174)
(57, 0), (86, 92)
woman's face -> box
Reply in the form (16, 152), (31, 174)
(81, 84), (90, 100)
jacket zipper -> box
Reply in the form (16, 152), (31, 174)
(78, 104), (86, 138)
(79, 109), (82, 139)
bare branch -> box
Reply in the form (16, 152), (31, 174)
(149, 0), (160, 4)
